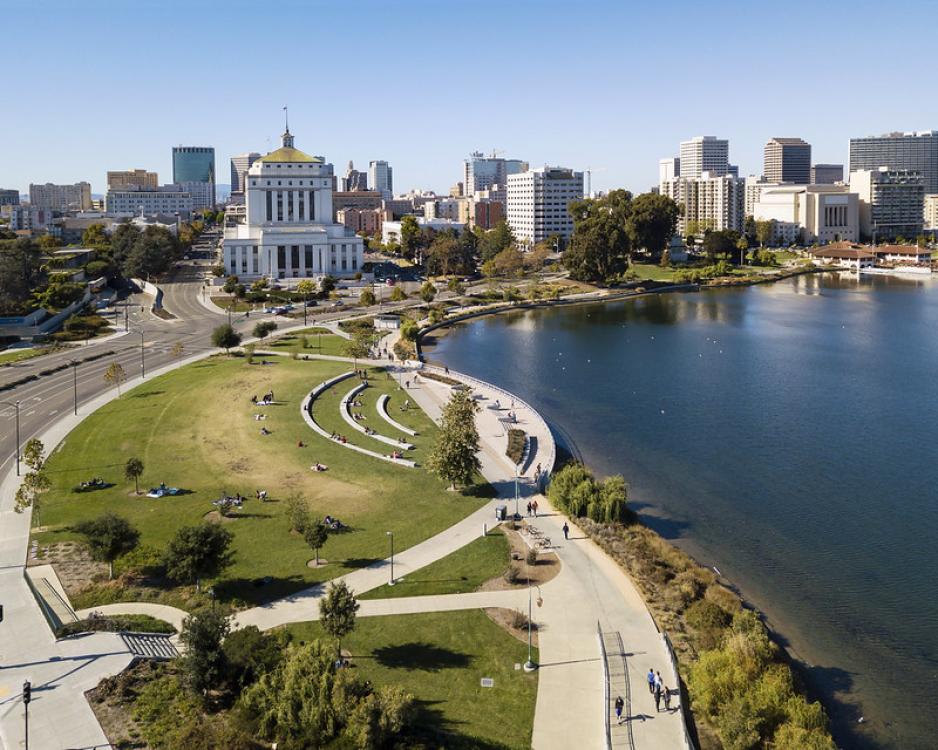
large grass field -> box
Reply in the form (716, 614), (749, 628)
(35, 356), (489, 607)
(285, 610), (538, 749)
(361, 527), (510, 600)
(261, 327), (350, 357)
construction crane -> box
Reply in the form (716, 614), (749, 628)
(583, 166), (607, 197)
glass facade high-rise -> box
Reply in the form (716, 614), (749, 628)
(849, 131), (938, 194)
(172, 146), (215, 208)
(764, 138), (811, 184)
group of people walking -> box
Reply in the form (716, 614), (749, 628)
(613, 669), (674, 726)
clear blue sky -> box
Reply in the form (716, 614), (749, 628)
(3, 0), (935, 196)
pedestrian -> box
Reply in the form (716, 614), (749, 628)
(532, 499), (538, 517)
(526, 501), (532, 516)
(562, 521), (569, 539)
(655, 671), (663, 695)
(654, 683), (662, 712)
(647, 669), (655, 694)
(663, 686), (672, 711)
(614, 695), (624, 724)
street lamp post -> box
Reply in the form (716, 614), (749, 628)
(514, 463), (520, 520)
(524, 583), (541, 672)
(70, 360), (79, 415)
(134, 329), (146, 378)
(1, 400), (21, 476)
(22, 679), (31, 750)
(386, 531), (395, 585)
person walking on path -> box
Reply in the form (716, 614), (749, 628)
(563, 522), (569, 539)
(663, 686), (672, 711)
(532, 499), (539, 517)
(614, 695), (624, 724)
(647, 669), (655, 694)
(654, 683), (662, 712)
(526, 501), (532, 517)
(655, 670), (663, 696)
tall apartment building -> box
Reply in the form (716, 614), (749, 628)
(678, 136), (730, 179)
(107, 170), (158, 190)
(28, 182), (92, 212)
(0, 189), (21, 206)
(506, 166), (583, 247)
(923, 195), (938, 231)
(849, 167), (925, 240)
(660, 173), (745, 235)
(105, 185), (194, 217)
(659, 157), (680, 182)
(463, 153), (528, 196)
(811, 164), (844, 185)
(849, 131), (938, 194)
(172, 146), (215, 209)
(2, 205), (52, 232)
(230, 153), (261, 194)
(368, 160), (393, 198)
(340, 161), (369, 192)
(764, 138), (811, 184)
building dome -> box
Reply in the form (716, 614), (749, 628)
(259, 128), (323, 164)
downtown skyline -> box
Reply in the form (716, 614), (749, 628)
(4, 0), (937, 196)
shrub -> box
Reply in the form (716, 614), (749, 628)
(114, 544), (166, 578)
(510, 609), (536, 630)
(503, 566), (522, 585)
(525, 548), (538, 566)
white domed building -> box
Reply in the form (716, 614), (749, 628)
(222, 127), (364, 282)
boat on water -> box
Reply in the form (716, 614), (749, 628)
(859, 265), (933, 277)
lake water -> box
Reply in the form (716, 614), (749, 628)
(424, 273), (938, 750)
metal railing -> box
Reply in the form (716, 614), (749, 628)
(662, 631), (697, 750)
(597, 621), (612, 750)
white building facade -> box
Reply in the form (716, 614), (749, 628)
(679, 136), (730, 179)
(849, 167), (925, 240)
(222, 129), (364, 282)
(752, 185), (859, 245)
(29, 182), (92, 212)
(661, 173), (745, 235)
(105, 186), (193, 217)
(506, 166), (583, 246)
(924, 194), (938, 230)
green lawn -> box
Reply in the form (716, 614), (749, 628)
(630, 263), (684, 282)
(285, 610), (537, 749)
(361, 527), (510, 599)
(210, 296), (251, 312)
(263, 327), (349, 357)
(35, 356), (488, 608)
(0, 347), (50, 366)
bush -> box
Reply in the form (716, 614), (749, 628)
(503, 566), (522, 585)
(510, 610), (536, 630)
(389, 286), (407, 302)
(114, 544), (165, 578)
(525, 548), (538, 566)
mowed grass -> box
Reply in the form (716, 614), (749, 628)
(361, 527), (510, 600)
(0, 347), (51, 366)
(35, 356), (488, 606)
(263, 327), (349, 357)
(285, 610), (537, 750)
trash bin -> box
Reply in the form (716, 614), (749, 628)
(495, 505), (507, 521)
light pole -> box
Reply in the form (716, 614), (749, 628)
(386, 531), (395, 585)
(524, 583), (541, 672)
(1, 400), (21, 476)
(22, 679), (31, 750)
(132, 329), (146, 377)
(514, 463), (520, 520)
(70, 360), (78, 415)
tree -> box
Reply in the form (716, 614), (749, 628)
(0, 238), (44, 315)
(123, 226), (180, 279)
(399, 215), (421, 260)
(426, 390), (481, 489)
(223, 626), (287, 691)
(703, 230), (741, 260)
(81, 223), (110, 248)
(563, 189), (633, 281)
(164, 523), (234, 592)
(660, 249), (671, 268)
(223, 275), (240, 295)
(626, 192), (680, 257)
(304, 520), (329, 566)
(320, 274), (337, 294)
(74, 513), (139, 579)
(250, 277), (268, 292)
(285, 494), (311, 534)
(447, 277), (465, 294)
(14, 469), (51, 527)
(343, 330), (372, 367)
(211, 323), (242, 353)
(755, 219), (775, 248)
(419, 281), (437, 303)
(359, 288), (376, 306)
(179, 608), (230, 700)
(22, 438), (45, 472)
(478, 220), (515, 262)
(296, 278), (316, 296)
(103, 361), (127, 395)
(319, 581), (360, 658)
(389, 285), (406, 302)
(345, 685), (416, 750)
(399, 318), (419, 342)
(482, 246), (524, 278)
(252, 320), (277, 340)
(736, 236), (750, 264)
(125, 456), (144, 495)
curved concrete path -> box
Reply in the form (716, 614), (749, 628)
(377, 393), (419, 436)
(74, 603), (189, 634)
(340, 383), (414, 450)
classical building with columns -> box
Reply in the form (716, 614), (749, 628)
(222, 128), (364, 281)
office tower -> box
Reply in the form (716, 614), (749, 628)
(849, 167), (925, 240)
(764, 137), (811, 184)
(107, 169), (158, 190)
(0, 189), (21, 206)
(849, 131), (938, 194)
(659, 157), (680, 183)
(172, 146), (216, 207)
(230, 152), (261, 194)
(811, 164), (844, 185)
(340, 161), (369, 192)
(369, 160), (393, 198)
(463, 152), (528, 196)
(678, 136), (730, 179)
(506, 166), (583, 246)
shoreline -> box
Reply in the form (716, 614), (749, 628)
(418, 277), (873, 750)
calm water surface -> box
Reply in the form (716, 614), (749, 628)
(425, 273), (938, 750)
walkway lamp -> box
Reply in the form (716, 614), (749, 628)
(524, 583), (541, 673)
(70, 360), (79, 415)
(22, 679), (31, 749)
(386, 531), (395, 585)
(1, 400), (21, 475)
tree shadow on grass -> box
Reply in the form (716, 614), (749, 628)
(341, 557), (381, 570)
(129, 390), (165, 399)
(214, 574), (311, 606)
(369, 642), (471, 671)
(462, 482), (498, 499)
(405, 701), (515, 750)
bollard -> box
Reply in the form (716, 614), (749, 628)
(482, 523), (487, 537)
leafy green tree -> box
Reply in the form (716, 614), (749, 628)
(563, 189), (633, 281)
(103, 361), (127, 395)
(343, 330), (372, 365)
(447, 277), (465, 294)
(319, 580), (360, 658)
(296, 278), (316, 296)
(303, 519), (329, 566)
(252, 320), (277, 339)
(626, 192), (680, 257)
(419, 280), (437, 303)
(399, 318), (419, 342)
(125, 456), (144, 494)
(0, 238), (44, 315)
(478, 220), (514, 262)
(345, 685), (416, 750)
(211, 323), (242, 353)
(482, 246), (524, 278)
(359, 288), (376, 306)
(223, 275), (240, 294)
(703, 230), (741, 260)
(285, 494), (311, 534)
(14, 468), (51, 526)
(389, 285), (407, 302)
(399, 215), (421, 260)
(179, 608), (230, 700)
(22, 438), (45, 472)
(223, 626), (287, 691)
(123, 226), (180, 278)
(164, 523), (234, 592)
(320, 274), (337, 294)
(754, 219), (775, 248)
(81, 223), (110, 248)
(74, 512), (140, 579)
(426, 390), (481, 489)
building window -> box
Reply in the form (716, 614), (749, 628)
(277, 245), (286, 269)
(277, 192), (284, 222)
(266, 191), (272, 221)
(291, 245), (299, 270)
(298, 191), (305, 220)
(304, 245), (313, 269)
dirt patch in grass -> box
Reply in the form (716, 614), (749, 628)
(484, 606), (539, 647)
(29, 541), (107, 598)
(202, 510), (239, 524)
(479, 526), (559, 591)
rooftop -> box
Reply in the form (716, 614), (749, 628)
(258, 146), (322, 164)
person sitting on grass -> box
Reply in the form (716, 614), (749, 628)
(312, 462), (328, 472)
(260, 426), (270, 435)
